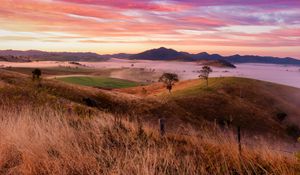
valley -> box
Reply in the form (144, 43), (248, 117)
(2, 59), (300, 87)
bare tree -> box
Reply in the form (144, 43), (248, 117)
(199, 66), (212, 86)
(159, 73), (179, 93)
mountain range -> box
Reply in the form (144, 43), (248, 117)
(1, 48), (300, 65)
(129, 47), (300, 65)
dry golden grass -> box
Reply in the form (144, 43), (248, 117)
(0, 106), (298, 175)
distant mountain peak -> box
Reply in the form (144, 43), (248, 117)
(129, 47), (190, 60)
(149, 47), (180, 54)
(157, 46), (168, 49)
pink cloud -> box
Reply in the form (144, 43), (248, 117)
(57, 0), (189, 12)
(179, 16), (230, 27)
(170, 0), (300, 6)
(272, 28), (300, 37)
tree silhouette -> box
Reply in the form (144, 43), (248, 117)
(276, 112), (287, 123)
(199, 66), (212, 86)
(159, 73), (179, 93)
(32, 68), (42, 80)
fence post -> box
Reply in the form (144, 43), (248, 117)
(159, 118), (165, 136)
(237, 126), (242, 154)
(88, 109), (91, 118)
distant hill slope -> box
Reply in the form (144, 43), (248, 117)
(197, 59), (236, 68)
(0, 55), (31, 62)
(0, 50), (113, 61)
(226, 54), (300, 64)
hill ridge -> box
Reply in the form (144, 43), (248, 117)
(1, 48), (300, 65)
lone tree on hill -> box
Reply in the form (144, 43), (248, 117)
(199, 66), (212, 86)
(32, 68), (42, 80)
(159, 73), (179, 93)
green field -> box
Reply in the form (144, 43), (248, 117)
(57, 76), (140, 89)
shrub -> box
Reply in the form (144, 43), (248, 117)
(276, 112), (287, 122)
(32, 68), (42, 80)
(285, 124), (300, 139)
(217, 116), (233, 128)
(83, 97), (97, 107)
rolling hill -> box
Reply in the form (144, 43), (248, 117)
(1, 68), (299, 141)
(0, 69), (299, 174)
(119, 77), (300, 141)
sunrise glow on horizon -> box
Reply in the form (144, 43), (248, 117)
(0, 0), (300, 58)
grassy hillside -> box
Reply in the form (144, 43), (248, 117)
(0, 69), (299, 174)
(57, 76), (141, 89)
(119, 77), (300, 141)
(0, 69), (142, 116)
(4, 66), (161, 83)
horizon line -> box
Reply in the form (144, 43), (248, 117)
(0, 47), (298, 59)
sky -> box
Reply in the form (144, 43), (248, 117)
(0, 0), (300, 58)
